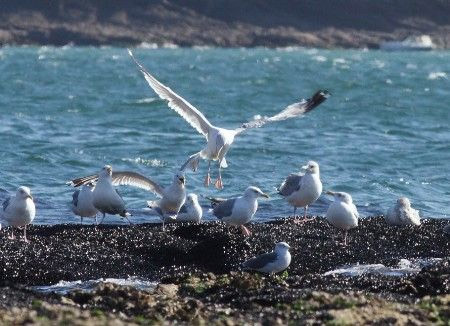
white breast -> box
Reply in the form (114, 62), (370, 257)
(288, 173), (322, 207)
(223, 197), (257, 226)
(326, 201), (358, 230)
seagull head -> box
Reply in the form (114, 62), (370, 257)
(302, 161), (319, 174)
(174, 172), (186, 186)
(17, 186), (33, 201)
(397, 197), (411, 208)
(326, 191), (353, 204)
(275, 242), (291, 252)
(244, 186), (269, 199)
(186, 193), (198, 205)
(100, 165), (113, 177)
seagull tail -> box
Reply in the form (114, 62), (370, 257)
(303, 90), (331, 114)
(120, 211), (132, 218)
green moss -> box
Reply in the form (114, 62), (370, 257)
(31, 299), (43, 310)
(90, 308), (105, 318)
(331, 297), (357, 309)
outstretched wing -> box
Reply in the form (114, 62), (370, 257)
(129, 50), (213, 137)
(235, 90), (330, 135)
(278, 173), (302, 197)
(67, 171), (164, 197)
(111, 172), (164, 197)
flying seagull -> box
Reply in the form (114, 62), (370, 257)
(278, 161), (322, 222)
(325, 191), (359, 246)
(128, 49), (330, 189)
(242, 242), (291, 274)
(385, 197), (421, 226)
(70, 183), (99, 224)
(207, 186), (269, 236)
(0, 186), (36, 242)
(68, 165), (186, 224)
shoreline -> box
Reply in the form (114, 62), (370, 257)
(1, 217), (449, 324)
(1, 1), (449, 49)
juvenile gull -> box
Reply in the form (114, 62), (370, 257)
(385, 197), (421, 226)
(325, 191), (359, 246)
(70, 183), (99, 224)
(176, 193), (203, 223)
(0, 186), (36, 242)
(128, 49), (330, 189)
(68, 165), (186, 225)
(207, 186), (269, 236)
(242, 242), (291, 274)
(278, 161), (322, 222)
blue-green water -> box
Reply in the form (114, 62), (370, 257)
(0, 46), (448, 224)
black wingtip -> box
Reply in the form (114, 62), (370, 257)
(304, 89), (330, 112)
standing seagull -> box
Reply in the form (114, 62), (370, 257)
(68, 165), (186, 224)
(128, 50), (330, 189)
(207, 186), (269, 236)
(0, 186), (36, 242)
(176, 193), (203, 223)
(325, 191), (359, 246)
(385, 197), (421, 226)
(278, 161), (322, 222)
(70, 183), (99, 224)
(242, 242), (291, 274)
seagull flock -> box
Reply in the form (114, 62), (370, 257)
(0, 50), (437, 273)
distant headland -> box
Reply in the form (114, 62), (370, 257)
(0, 0), (449, 48)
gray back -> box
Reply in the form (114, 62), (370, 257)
(213, 198), (236, 219)
(243, 252), (277, 270)
(278, 173), (302, 197)
(2, 197), (11, 211)
(72, 190), (80, 207)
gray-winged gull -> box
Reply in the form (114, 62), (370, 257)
(128, 49), (330, 189)
(385, 197), (421, 226)
(68, 165), (186, 225)
(0, 186), (36, 242)
(325, 191), (359, 245)
(242, 242), (291, 274)
(207, 186), (269, 236)
(71, 183), (99, 224)
(278, 161), (322, 222)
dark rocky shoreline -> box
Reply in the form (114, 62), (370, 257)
(1, 0), (450, 48)
(0, 217), (449, 325)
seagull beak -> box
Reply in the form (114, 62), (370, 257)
(179, 177), (185, 185)
(325, 190), (335, 196)
(27, 195), (33, 200)
(261, 192), (269, 199)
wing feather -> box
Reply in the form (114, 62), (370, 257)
(236, 90), (330, 135)
(128, 50), (213, 137)
(111, 171), (164, 197)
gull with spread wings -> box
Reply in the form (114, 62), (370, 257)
(128, 49), (330, 189)
(67, 165), (186, 224)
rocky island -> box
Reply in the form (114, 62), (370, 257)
(1, 0), (450, 48)
(1, 217), (449, 325)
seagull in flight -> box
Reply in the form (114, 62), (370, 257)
(68, 165), (186, 224)
(128, 49), (330, 189)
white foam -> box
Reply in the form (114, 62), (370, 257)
(428, 72), (447, 80)
(324, 258), (442, 277)
(32, 277), (158, 295)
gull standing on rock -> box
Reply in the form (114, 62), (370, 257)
(278, 161), (322, 223)
(70, 183), (99, 224)
(176, 193), (203, 223)
(207, 186), (269, 236)
(242, 242), (291, 274)
(385, 197), (421, 226)
(68, 165), (186, 225)
(0, 186), (36, 242)
(325, 191), (359, 246)
(128, 50), (330, 189)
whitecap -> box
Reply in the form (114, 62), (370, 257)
(428, 72), (447, 80)
(313, 55), (327, 62)
(138, 42), (158, 49)
(122, 157), (165, 167)
(135, 97), (157, 104)
(162, 43), (179, 49)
